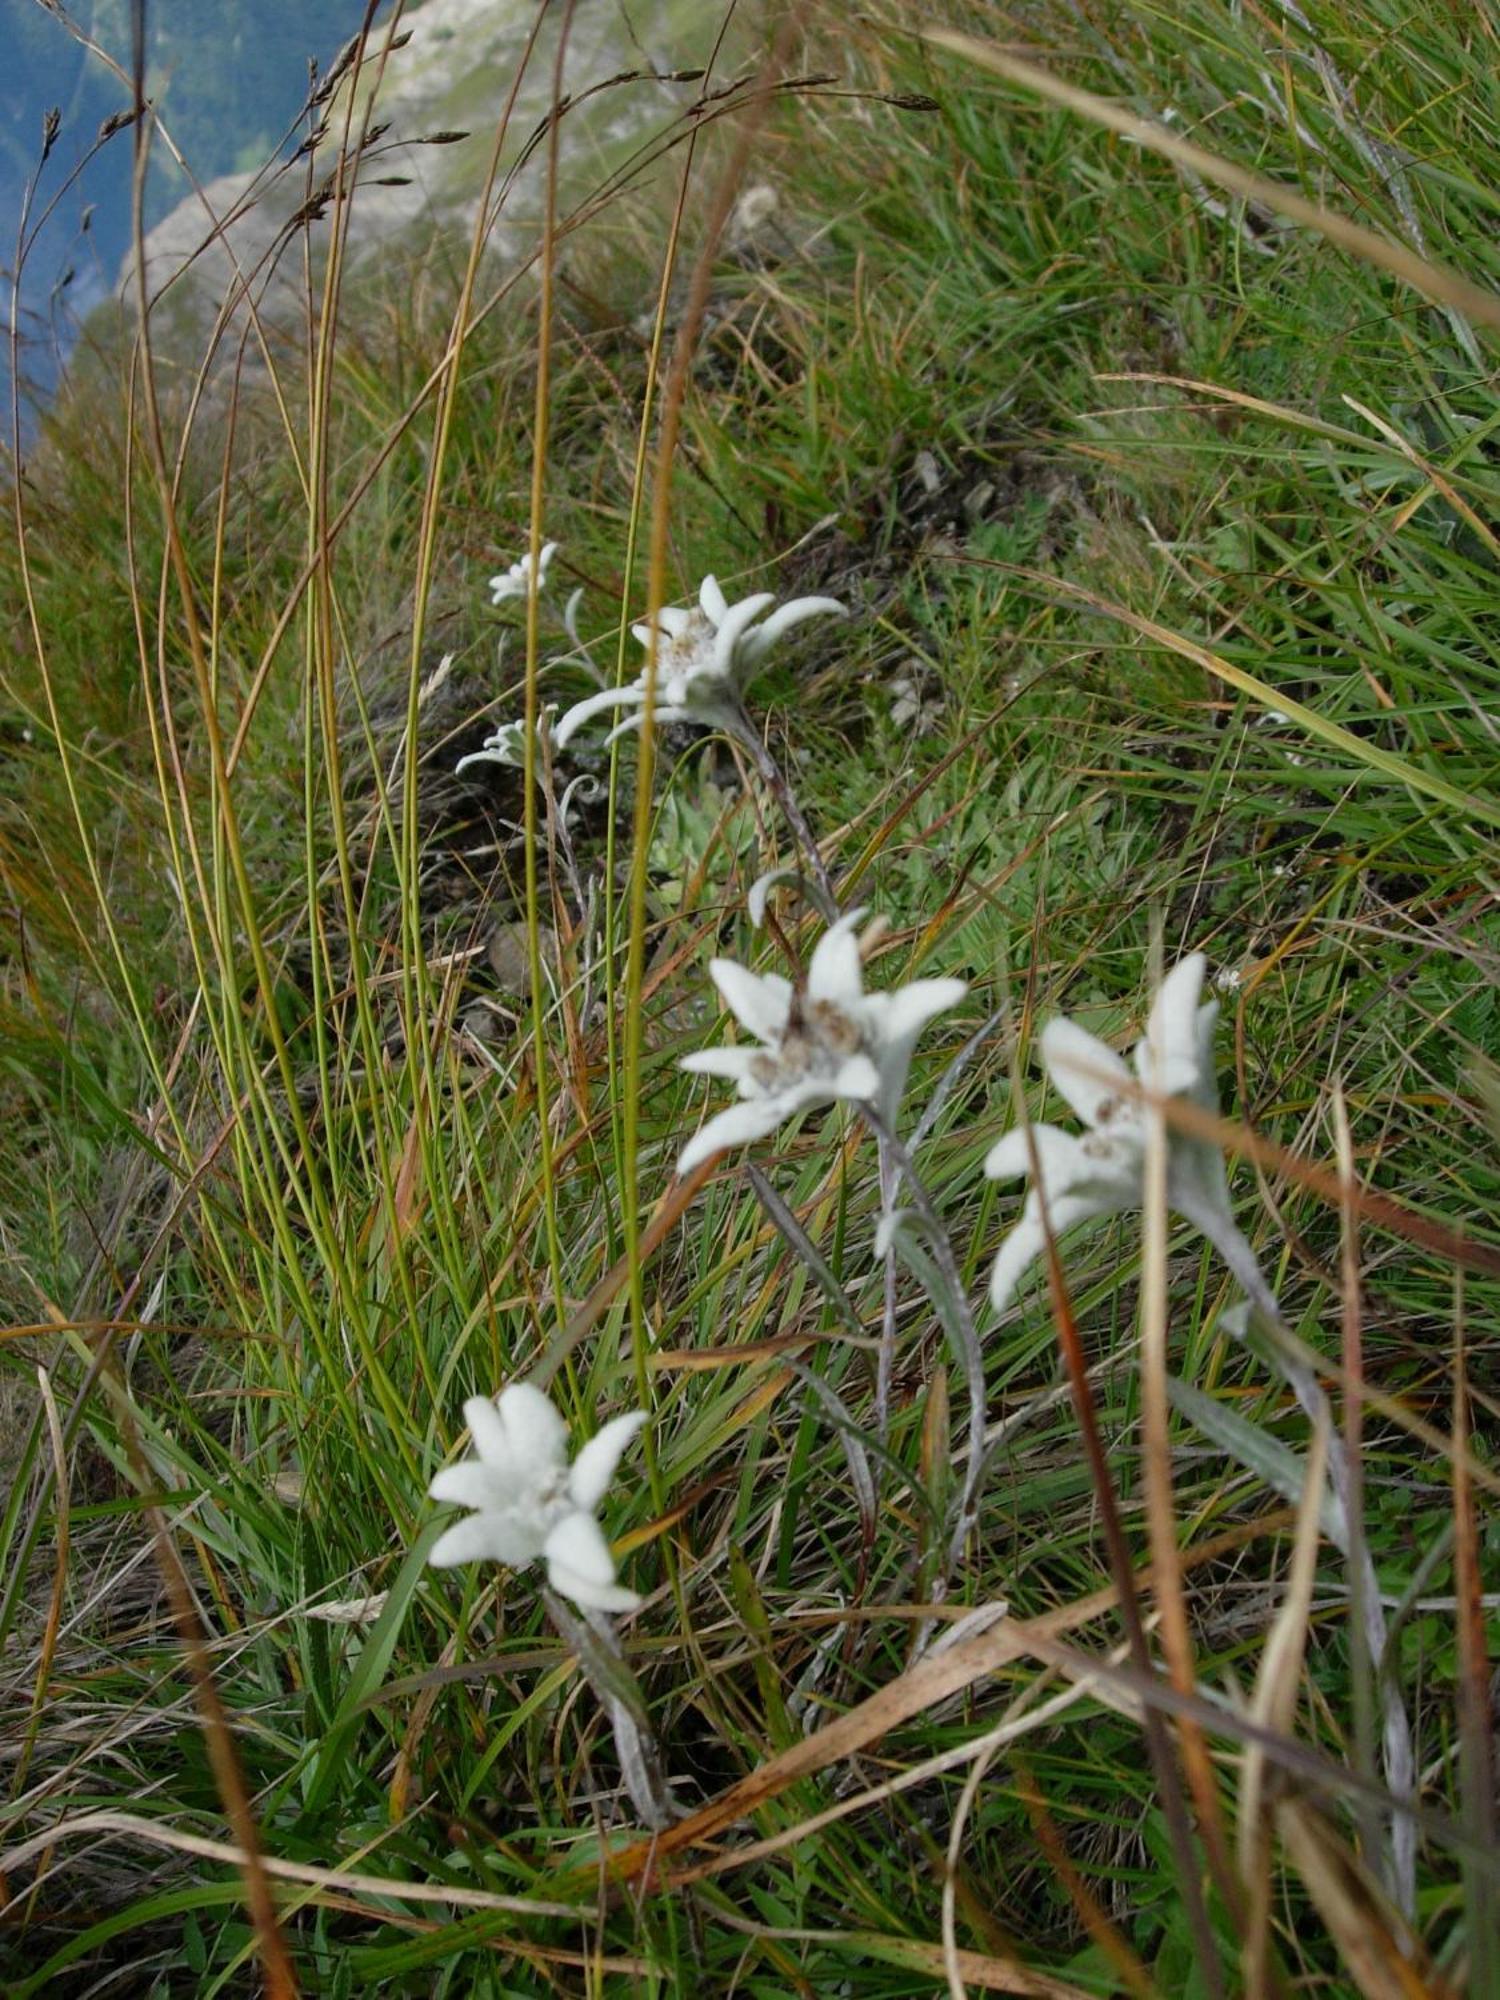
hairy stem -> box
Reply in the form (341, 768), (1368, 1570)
(1177, 1186), (1417, 1916)
(545, 1592), (677, 1830)
(863, 1115), (988, 1582)
(724, 701), (838, 917)
(875, 1135), (899, 1451)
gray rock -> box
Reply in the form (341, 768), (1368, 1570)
(120, 0), (742, 351)
(487, 919), (557, 996)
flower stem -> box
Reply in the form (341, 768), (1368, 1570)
(875, 1136), (899, 1452)
(724, 702), (837, 917)
(1177, 1187), (1417, 1916)
(861, 1114), (988, 1583)
(544, 1591), (677, 1830)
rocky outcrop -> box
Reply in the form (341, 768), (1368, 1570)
(122, 0), (741, 347)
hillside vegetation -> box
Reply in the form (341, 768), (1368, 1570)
(1, 3), (1497, 1993)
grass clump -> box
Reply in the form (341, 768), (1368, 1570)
(2, 3), (1498, 1994)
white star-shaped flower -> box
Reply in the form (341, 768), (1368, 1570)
(985, 953), (1235, 1313)
(489, 541), (558, 607)
(553, 574), (845, 747)
(427, 1383), (645, 1614)
(454, 704), (556, 778)
(677, 911), (966, 1176)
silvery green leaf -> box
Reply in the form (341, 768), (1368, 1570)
(746, 1163), (865, 1344)
(882, 1213), (981, 1415)
(544, 1590), (651, 1729)
(1167, 1374), (1347, 1547)
(779, 1352), (927, 1532)
(545, 1592), (676, 1828)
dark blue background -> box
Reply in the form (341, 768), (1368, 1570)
(2, 1), (388, 414)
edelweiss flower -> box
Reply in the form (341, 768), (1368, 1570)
(454, 704), (556, 778)
(677, 910), (965, 1175)
(428, 1383), (645, 1613)
(985, 953), (1235, 1313)
(553, 574), (845, 747)
(490, 541), (558, 607)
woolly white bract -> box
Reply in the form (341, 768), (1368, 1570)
(427, 1383), (645, 1613)
(553, 575), (845, 747)
(490, 541), (558, 607)
(677, 910), (966, 1176)
(985, 953), (1235, 1313)
(454, 705), (556, 778)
